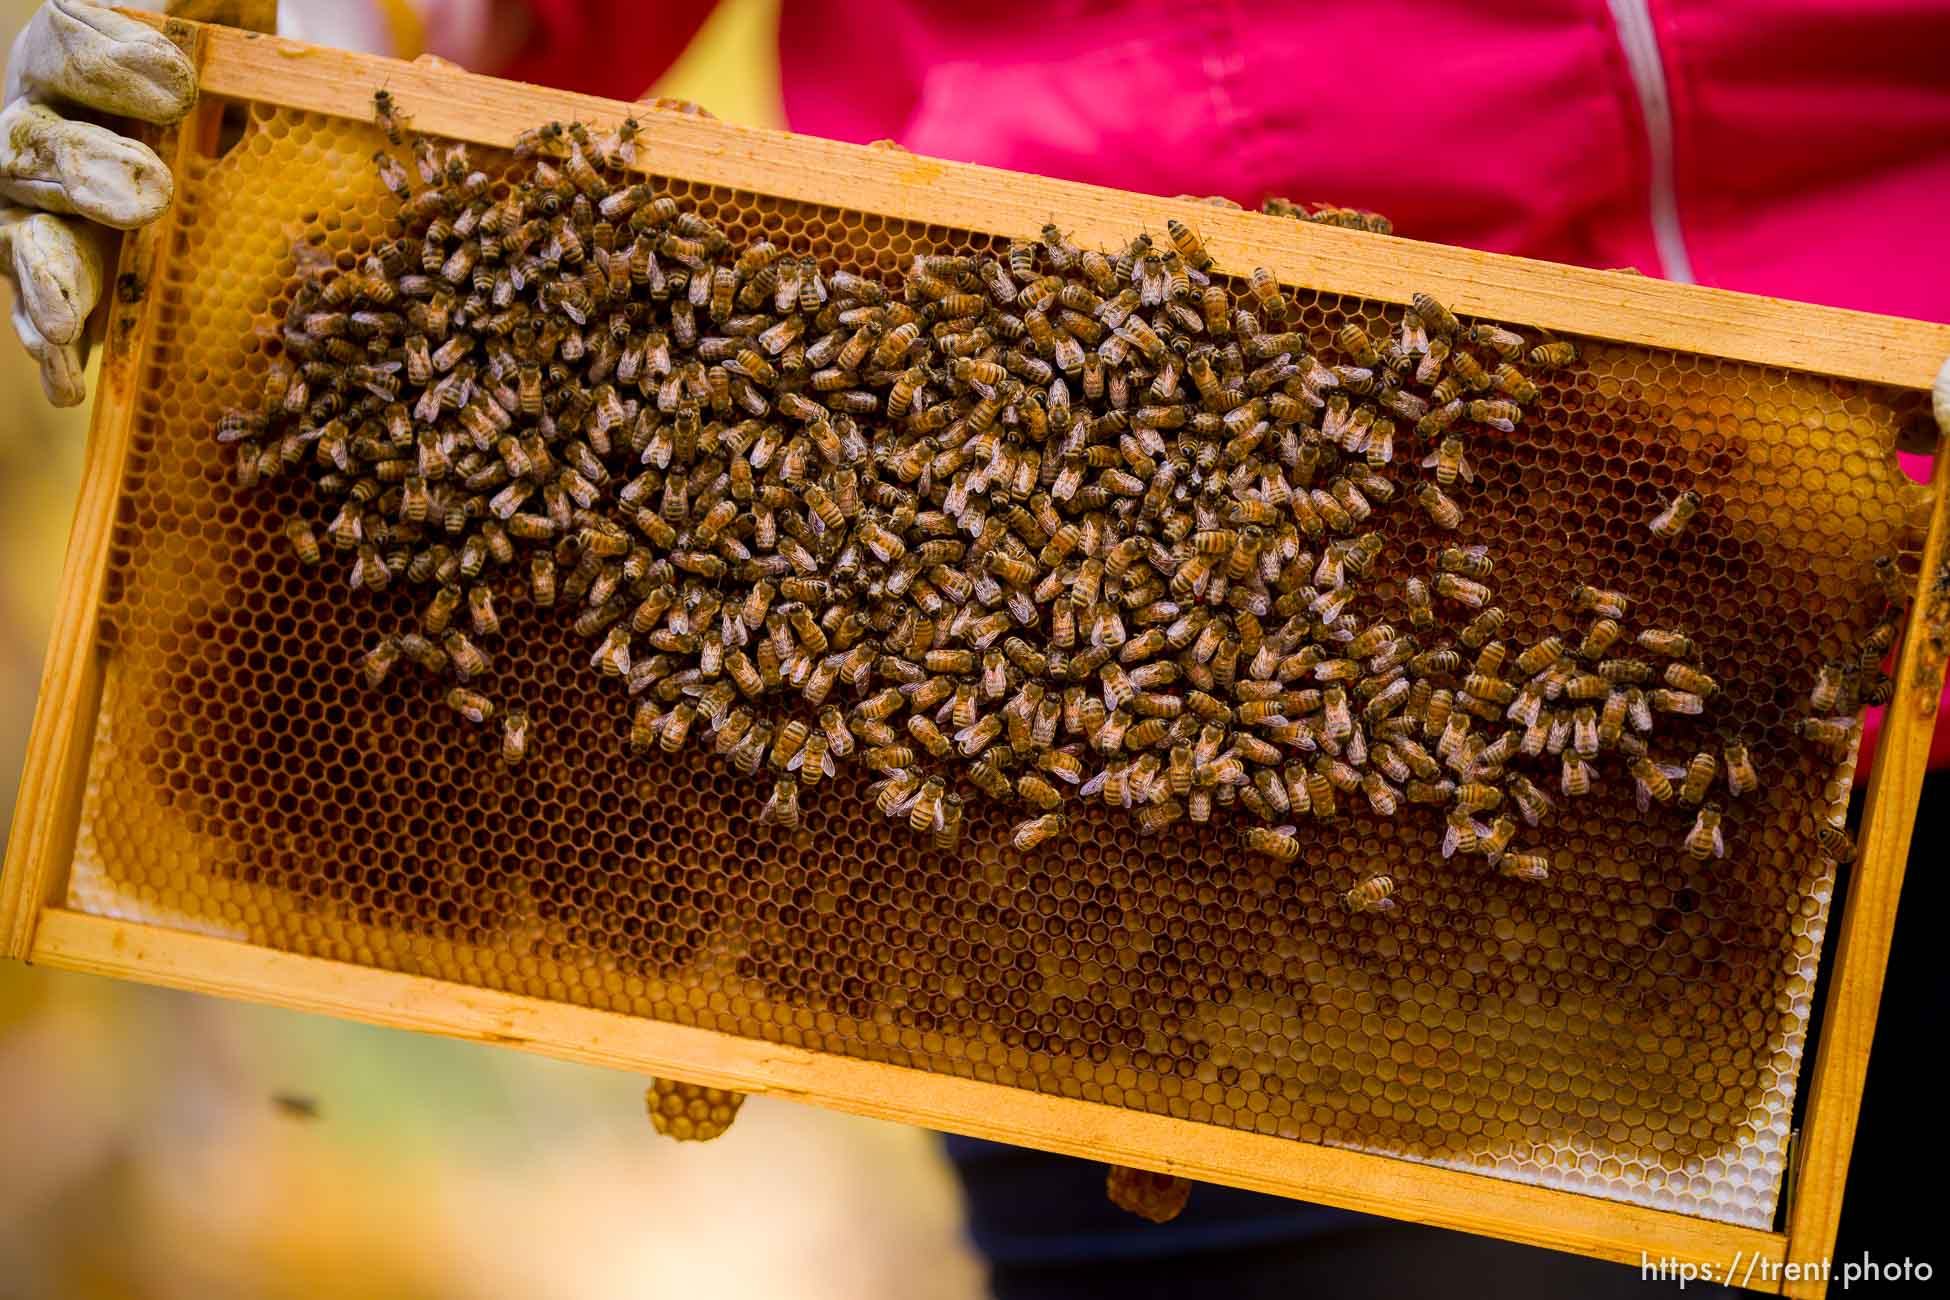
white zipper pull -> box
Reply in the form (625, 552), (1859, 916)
(1607, 0), (1697, 284)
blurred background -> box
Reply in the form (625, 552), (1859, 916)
(0, 3), (986, 1297)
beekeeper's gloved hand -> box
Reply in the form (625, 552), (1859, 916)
(2, 1), (195, 405)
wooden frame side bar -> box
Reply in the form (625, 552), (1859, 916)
(0, 32), (211, 958)
(30, 907), (1786, 1285)
(138, 14), (1950, 391)
(1781, 452), (1950, 1296)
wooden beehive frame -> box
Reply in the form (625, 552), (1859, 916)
(4, 16), (1947, 1295)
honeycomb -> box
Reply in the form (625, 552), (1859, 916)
(646, 1078), (745, 1142)
(1106, 1165), (1193, 1224)
(65, 101), (1933, 1230)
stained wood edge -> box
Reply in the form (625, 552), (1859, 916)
(0, 54), (211, 959)
(124, 11), (1950, 391)
(29, 907), (1786, 1283)
(1780, 447), (1950, 1298)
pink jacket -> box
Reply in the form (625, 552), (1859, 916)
(497, 0), (1950, 766)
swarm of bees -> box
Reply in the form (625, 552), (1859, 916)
(222, 94), (1811, 913)
(1790, 560), (1907, 866)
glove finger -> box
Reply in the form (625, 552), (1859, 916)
(11, 293), (88, 406)
(5, 0), (198, 124)
(0, 206), (103, 345)
(0, 100), (174, 228)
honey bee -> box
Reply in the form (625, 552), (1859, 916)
(1242, 824), (1301, 861)
(1678, 750), (1717, 804)
(446, 686), (494, 724)
(1798, 716), (1855, 748)
(1436, 545), (1491, 579)
(1560, 752), (1592, 797)
(1808, 659), (1856, 713)
(1647, 687), (1702, 716)
(1416, 482), (1462, 530)
(874, 769), (922, 820)
(1872, 554), (1908, 607)
(1818, 824), (1856, 865)
(1399, 577), (1435, 630)
(1477, 815), (1517, 862)
(1433, 571), (1488, 607)
(1571, 584), (1627, 620)
(1420, 435), (1473, 486)
(1500, 852), (1550, 883)
(443, 630), (488, 679)
(1637, 628), (1695, 659)
(1528, 340), (1577, 369)
(1508, 774), (1553, 826)
(759, 775), (801, 829)
(500, 707), (531, 764)
(1452, 606), (1503, 650)
(1648, 489), (1702, 541)
(1457, 400), (1519, 436)
(1341, 874), (1396, 914)
(771, 718), (810, 770)
(1409, 292), (1458, 338)
(658, 702), (697, 752)
(1685, 803), (1727, 860)
(1662, 663), (1717, 696)
(1360, 771), (1400, 815)
(1629, 756), (1676, 810)
(1578, 618), (1621, 661)
(398, 633), (447, 674)
(1723, 741), (1759, 797)
(906, 776), (946, 834)
(285, 516), (322, 565)
(1304, 771), (1336, 819)
(1435, 806), (1478, 858)
(1248, 268), (1287, 323)
(1011, 812), (1068, 851)
(362, 636), (401, 688)
(933, 793), (965, 850)
(1165, 218), (1213, 271)
(1489, 363), (1537, 403)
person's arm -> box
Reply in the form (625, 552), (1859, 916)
(492, 0), (717, 102)
(279, 0), (717, 97)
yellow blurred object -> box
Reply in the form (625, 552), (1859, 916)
(372, 0), (425, 60)
(648, 0), (783, 130)
(163, 0), (277, 30)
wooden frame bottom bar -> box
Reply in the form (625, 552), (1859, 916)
(29, 906), (1786, 1285)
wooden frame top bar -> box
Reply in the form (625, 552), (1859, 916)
(143, 14), (1950, 392)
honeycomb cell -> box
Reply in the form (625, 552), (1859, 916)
(61, 103), (1928, 1234)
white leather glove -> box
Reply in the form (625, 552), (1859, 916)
(2, 1), (195, 405)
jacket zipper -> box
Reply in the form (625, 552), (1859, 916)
(1607, 0), (1696, 283)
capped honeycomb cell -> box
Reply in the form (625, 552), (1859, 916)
(63, 101), (1932, 1234)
